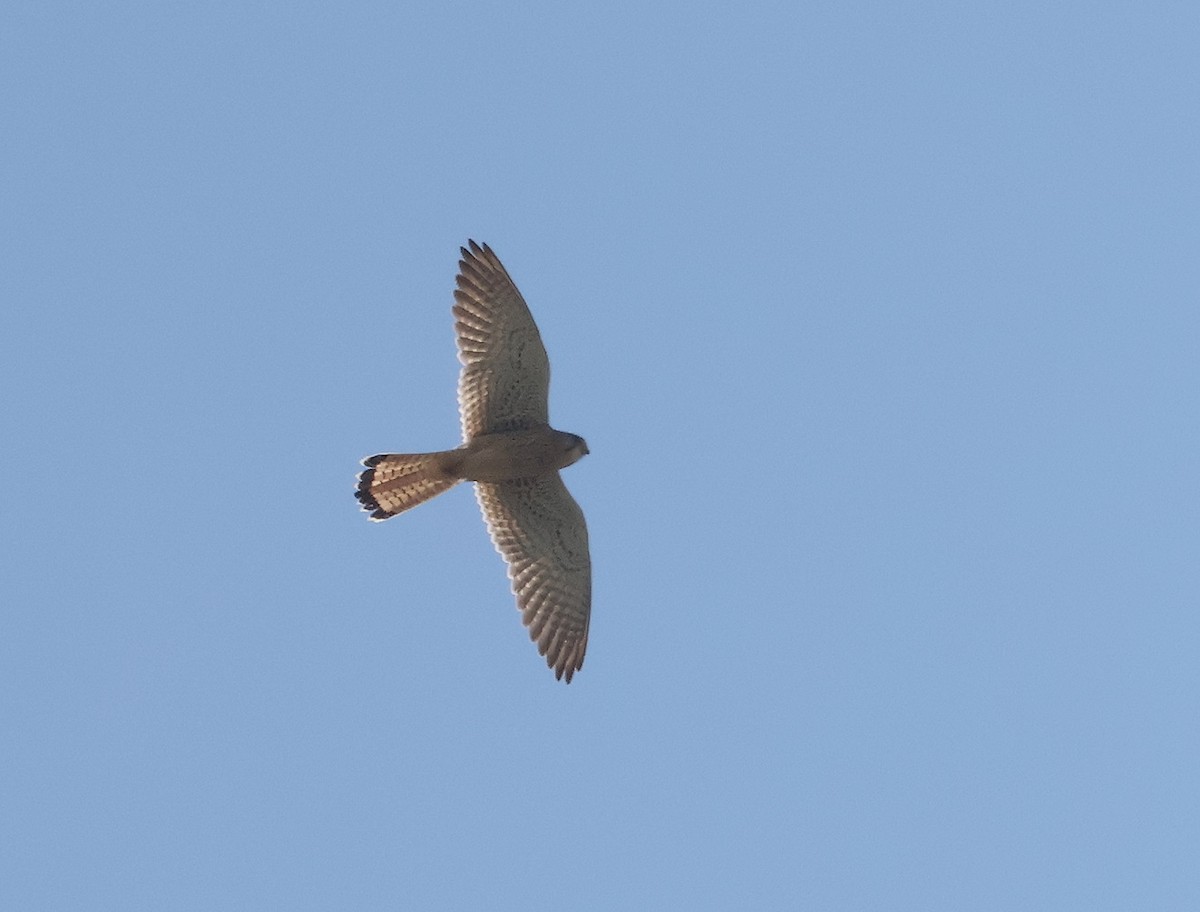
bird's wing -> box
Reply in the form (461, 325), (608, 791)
(453, 240), (551, 440)
(475, 474), (591, 682)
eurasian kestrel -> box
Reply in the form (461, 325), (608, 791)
(356, 241), (591, 682)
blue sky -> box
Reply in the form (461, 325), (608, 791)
(3, 1), (1198, 909)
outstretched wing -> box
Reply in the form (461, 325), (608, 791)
(453, 241), (551, 440)
(475, 474), (591, 682)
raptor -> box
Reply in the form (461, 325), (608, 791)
(356, 241), (591, 682)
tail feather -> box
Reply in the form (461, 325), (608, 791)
(356, 452), (462, 520)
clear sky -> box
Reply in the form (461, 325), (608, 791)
(3, 2), (1198, 909)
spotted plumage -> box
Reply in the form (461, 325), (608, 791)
(356, 241), (591, 682)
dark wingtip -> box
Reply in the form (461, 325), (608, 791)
(553, 654), (583, 684)
(461, 239), (498, 273)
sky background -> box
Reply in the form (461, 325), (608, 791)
(3, 1), (1198, 909)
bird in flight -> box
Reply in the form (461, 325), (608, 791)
(356, 241), (591, 682)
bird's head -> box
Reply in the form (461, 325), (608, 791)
(555, 431), (589, 468)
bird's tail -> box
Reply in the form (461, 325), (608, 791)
(356, 451), (463, 520)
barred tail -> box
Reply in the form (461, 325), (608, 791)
(356, 451), (463, 520)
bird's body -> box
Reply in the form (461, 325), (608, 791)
(356, 241), (591, 682)
(456, 428), (589, 483)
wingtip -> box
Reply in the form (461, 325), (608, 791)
(550, 645), (585, 684)
(461, 239), (500, 268)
